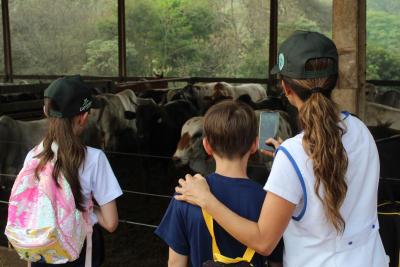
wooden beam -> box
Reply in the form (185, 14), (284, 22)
(332, 0), (366, 117)
(2, 0), (13, 82)
(268, 0), (278, 89)
(0, 99), (43, 114)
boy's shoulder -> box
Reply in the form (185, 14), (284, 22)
(206, 173), (265, 194)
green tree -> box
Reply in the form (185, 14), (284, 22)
(367, 10), (400, 80)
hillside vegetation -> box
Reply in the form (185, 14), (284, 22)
(1, 0), (398, 80)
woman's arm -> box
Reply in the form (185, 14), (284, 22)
(168, 248), (188, 267)
(94, 200), (119, 233)
(175, 174), (295, 255)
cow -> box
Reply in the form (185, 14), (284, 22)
(0, 116), (48, 191)
(365, 102), (400, 131)
(212, 82), (267, 102)
(169, 82), (267, 114)
(365, 83), (400, 109)
(0, 111), (108, 181)
(124, 99), (199, 157)
(171, 116), (214, 173)
(365, 83), (378, 102)
(375, 90), (400, 109)
(172, 110), (293, 182)
(137, 89), (169, 105)
(368, 123), (400, 140)
(86, 89), (142, 151)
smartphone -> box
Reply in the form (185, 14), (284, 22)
(258, 111), (280, 151)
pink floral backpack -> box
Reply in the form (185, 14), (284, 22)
(5, 142), (93, 267)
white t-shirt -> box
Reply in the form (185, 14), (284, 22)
(265, 113), (389, 267)
(24, 146), (123, 225)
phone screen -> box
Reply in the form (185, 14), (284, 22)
(258, 111), (279, 151)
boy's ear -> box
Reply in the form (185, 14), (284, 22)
(250, 137), (259, 154)
(202, 137), (213, 156)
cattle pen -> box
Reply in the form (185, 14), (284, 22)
(0, 0), (400, 267)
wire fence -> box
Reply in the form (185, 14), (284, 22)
(0, 172), (172, 199)
(122, 190), (172, 199)
(0, 139), (268, 168)
(0, 199), (159, 229)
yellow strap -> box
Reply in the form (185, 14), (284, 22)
(201, 209), (221, 257)
(378, 201), (400, 207)
(242, 248), (256, 262)
(201, 209), (255, 263)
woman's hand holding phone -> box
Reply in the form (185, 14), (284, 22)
(260, 137), (283, 157)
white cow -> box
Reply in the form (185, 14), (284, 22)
(214, 82), (267, 102)
(192, 82), (267, 102)
(87, 89), (149, 151)
(169, 82), (267, 114)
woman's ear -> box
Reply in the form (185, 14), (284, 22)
(281, 80), (292, 96)
(202, 137), (213, 156)
(43, 106), (49, 117)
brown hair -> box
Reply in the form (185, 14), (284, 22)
(204, 100), (257, 159)
(35, 99), (86, 211)
(282, 58), (348, 233)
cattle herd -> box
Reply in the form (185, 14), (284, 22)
(0, 81), (399, 188)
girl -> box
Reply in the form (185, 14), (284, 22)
(175, 31), (389, 266)
(29, 75), (123, 267)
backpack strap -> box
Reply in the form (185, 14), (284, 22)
(84, 227), (93, 267)
(84, 198), (94, 267)
(201, 209), (255, 264)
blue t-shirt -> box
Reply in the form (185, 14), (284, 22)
(155, 173), (283, 267)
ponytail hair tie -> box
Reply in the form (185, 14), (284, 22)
(310, 87), (323, 94)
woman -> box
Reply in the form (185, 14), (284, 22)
(30, 75), (123, 266)
(175, 31), (388, 266)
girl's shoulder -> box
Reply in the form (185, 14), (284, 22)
(85, 146), (104, 158)
(82, 146), (109, 169)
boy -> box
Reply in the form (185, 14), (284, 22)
(155, 100), (283, 267)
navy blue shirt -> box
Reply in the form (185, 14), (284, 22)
(155, 173), (283, 267)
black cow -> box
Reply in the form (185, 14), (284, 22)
(137, 89), (169, 105)
(125, 99), (199, 157)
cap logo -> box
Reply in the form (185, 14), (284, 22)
(278, 53), (285, 71)
(80, 98), (92, 112)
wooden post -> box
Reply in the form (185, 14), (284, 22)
(118, 0), (127, 82)
(332, 0), (366, 118)
(2, 0), (13, 83)
(267, 0), (278, 91)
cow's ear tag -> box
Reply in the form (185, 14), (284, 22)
(157, 118), (162, 124)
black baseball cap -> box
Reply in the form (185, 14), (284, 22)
(270, 31), (338, 79)
(44, 75), (101, 118)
